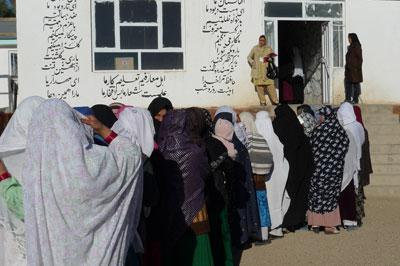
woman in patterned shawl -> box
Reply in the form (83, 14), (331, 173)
(23, 99), (143, 265)
(299, 111), (317, 139)
(307, 105), (349, 234)
(158, 109), (214, 266)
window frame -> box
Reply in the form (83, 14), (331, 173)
(91, 0), (186, 72)
(8, 50), (18, 78)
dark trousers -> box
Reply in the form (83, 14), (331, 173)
(292, 76), (304, 104)
(345, 80), (361, 103)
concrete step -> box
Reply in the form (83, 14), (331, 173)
(363, 115), (399, 125)
(370, 144), (400, 153)
(371, 153), (400, 164)
(355, 105), (394, 115)
(367, 124), (400, 135)
(364, 185), (400, 198)
(364, 120), (399, 127)
(372, 163), (400, 174)
(370, 174), (400, 186)
(369, 134), (400, 145)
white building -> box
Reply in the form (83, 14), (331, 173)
(15, 0), (400, 108)
(0, 18), (17, 112)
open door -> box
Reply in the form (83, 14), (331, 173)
(321, 22), (333, 104)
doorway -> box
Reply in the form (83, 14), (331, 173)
(277, 21), (328, 104)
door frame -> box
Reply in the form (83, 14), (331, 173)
(263, 0), (345, 104)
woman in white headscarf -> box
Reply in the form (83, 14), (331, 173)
(0, 96), (44, 266)
(337, 102), (365, 231)
(255, 110), (290, 238)
(23, 99), (142, 266)
(111, 107), (156, 262)
(239, 112), (272, 243)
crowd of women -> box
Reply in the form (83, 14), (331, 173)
(0, 96), (372, 266)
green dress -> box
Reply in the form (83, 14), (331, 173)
(0, 176), (24, 220)
(164, 231), (214, 266)
(208, 203), (234, 266)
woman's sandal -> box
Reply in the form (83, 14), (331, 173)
(324, 227), (340, 235)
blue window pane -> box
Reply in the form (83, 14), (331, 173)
(265, 3), (302, 18)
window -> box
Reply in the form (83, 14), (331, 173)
(305, 3), (343, 19)
(8, 51), (18, 77)
(264, 2), (303, 18)
(333, 21), (344, 67)
(264, 21), (276, 52)
(92, 0), (184, 71)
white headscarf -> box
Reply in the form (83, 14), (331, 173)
(112, 107), (155, 158)
(22, 99), (142, 266)
(342, 130), (359, 191)
(0, 96), (45, 185)
(0, 96), (44, 266)
(215, 105), (249, 147)
(338, 102), (365, 169)
(255, 110), (290, 229)
(239, 112), (258, 135)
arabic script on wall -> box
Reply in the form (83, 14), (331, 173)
(101, 73), (167, 101)
(42, 0), (82, 99)
(197, 0), (245, 96)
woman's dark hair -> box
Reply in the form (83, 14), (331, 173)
(348, 33), (361, 47)
(259, 35), (266, 40)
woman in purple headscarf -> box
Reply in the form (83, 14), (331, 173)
(158, 109), (214, 266)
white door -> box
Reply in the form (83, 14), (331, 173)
(321, 21), (333, 104)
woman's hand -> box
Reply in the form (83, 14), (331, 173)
(81, 115), (112, 139)
(0, 160), (7, 175)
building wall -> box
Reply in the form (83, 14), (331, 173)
(333, 0), (400, 104)
(17, 0), (400, 108)
(0, 48), (13, 109)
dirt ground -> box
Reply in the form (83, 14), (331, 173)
(240, 196), (400, 266)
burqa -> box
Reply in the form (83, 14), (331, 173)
(272, 104), (314, 230)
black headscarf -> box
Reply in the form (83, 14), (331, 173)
(201, 108), (214, 137)
(349, 33), (361, 47)
(297, 104), (315, 118)
(91, 104), (117, 129)
(272, 104), (314, 230)
(186, 107), (207, 149)
(148, 97), (173, 140)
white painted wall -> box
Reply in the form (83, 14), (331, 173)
(333, 0), (400, 104)
(17, 0), (400, 108)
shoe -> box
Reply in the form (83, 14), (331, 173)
(254, 239), (271, 246)
(260, 102), (267, 106)
(346, 225), (358, 232)
(324, 227), (340, 235)
(299, 225), (309, 231)
(311, 226), (320, 234)
(269, 234), (284, 240)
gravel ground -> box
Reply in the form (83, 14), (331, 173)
(240, 196), (400, 266)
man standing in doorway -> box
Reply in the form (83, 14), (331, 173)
(247, 35), (279, 106)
